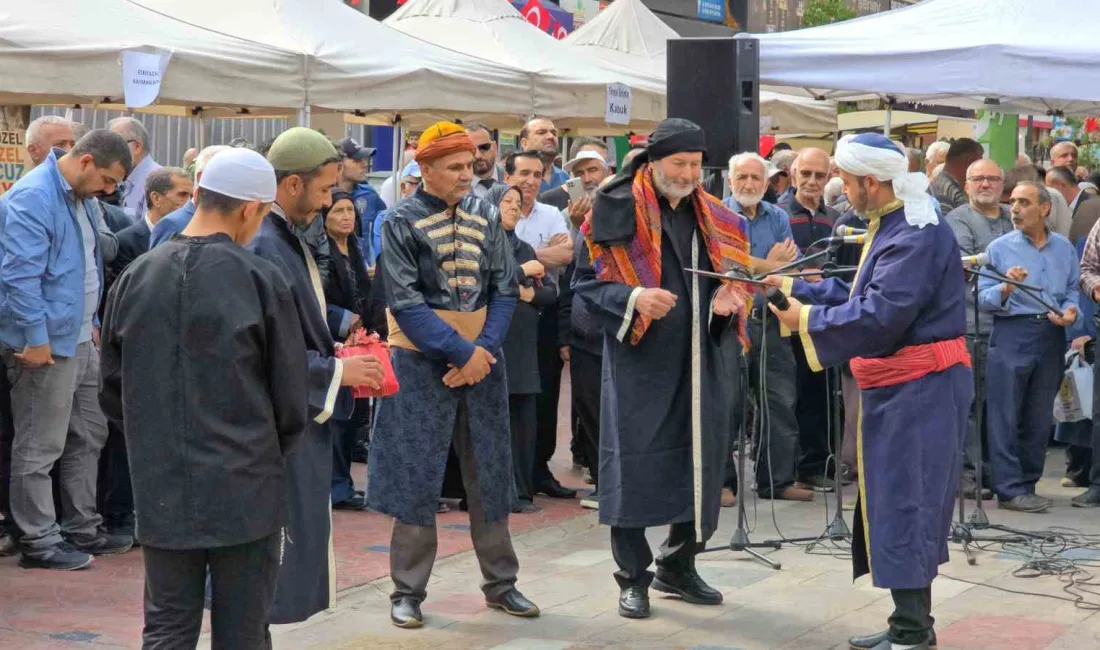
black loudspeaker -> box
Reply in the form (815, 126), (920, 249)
(667, 37), (760, 166)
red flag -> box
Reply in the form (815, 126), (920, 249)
(520, 0), (552, 31)
(551, 21), (569, 39)
(1086, 117), (1098, 134)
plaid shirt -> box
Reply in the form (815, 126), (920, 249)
(1079, 219), (1100, 301)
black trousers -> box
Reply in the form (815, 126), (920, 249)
(888, 586), (934, 645)
(749, 317), (800, 496)
(792, 335), (831, 479)
(962, 335), (993, 487)
(142, 532), (280, 650)
(509, 394), (538, 504)
(1066, 444), (1092, 486)
(331, 399), (370, 504)
(610, 521), (696, 588)
(569, 347), (601, 488)
(534, 311), (563, 487)
(96, 421), (134, 534)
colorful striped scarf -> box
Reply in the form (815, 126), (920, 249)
(583, 163), (753, 348)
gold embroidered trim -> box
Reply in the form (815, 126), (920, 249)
(414, 211), (451, 229)
(442, 259), (481, 272)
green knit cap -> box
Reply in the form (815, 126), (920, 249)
(266, 127), (339, 172)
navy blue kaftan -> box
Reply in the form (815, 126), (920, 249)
(787, 202), (972, 589)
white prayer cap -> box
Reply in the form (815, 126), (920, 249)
(197, 148), (276, 203)
(834, 133), (937, 228)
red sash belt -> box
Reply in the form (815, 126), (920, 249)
(849, 336), (971, 390)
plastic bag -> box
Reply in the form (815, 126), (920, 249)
(334, 330), (399, 399)
(1054, 351), (1092, 423)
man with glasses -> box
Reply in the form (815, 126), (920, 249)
(780, 147), (839, 494)
(107, 118), (162, 220)
(931, 138), (984, 213)
(0, 130), (134, 570)
(945, 159), (1012, 501)
(466, 123), (506, 200)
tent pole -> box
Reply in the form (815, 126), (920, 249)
(297, 106), (312, 128)
(391, 117), (402, 206)
(883, 103), (893, 136)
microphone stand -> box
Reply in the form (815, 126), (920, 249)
(698, 352), (783, 569)
(770, 243), (854, 549)
(950, 268), (1031, 563)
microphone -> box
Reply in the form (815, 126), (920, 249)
(822, 234), (866, 245)
(961, 252), (991, 267)
(835, 225), (867, 236)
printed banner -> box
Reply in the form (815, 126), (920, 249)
(0, 131), (30, 196)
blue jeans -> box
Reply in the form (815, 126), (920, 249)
(985, 317), (1064, 500)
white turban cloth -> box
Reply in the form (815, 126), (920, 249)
(834, 133), (938, 228)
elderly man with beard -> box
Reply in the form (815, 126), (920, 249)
(946, 159), (1012, 501)
(724, 152), (811, 504)
(370, 122), (539, 628)
(768, 133), (973, 650)
(573, 118), (752, 620)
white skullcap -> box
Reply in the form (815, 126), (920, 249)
(197, 147), (276, 203)
(835, 133), (937, 228)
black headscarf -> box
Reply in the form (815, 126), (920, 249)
(591, 118), (708, 245)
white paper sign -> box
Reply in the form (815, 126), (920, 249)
(606, 83), (632, 126)
(121, 50), (172, 108)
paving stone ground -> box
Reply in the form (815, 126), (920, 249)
(262, 455), (1100, 650)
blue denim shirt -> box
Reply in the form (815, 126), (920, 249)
(723, 197), (797, 260)
(149, 200), (196, 249)
(978, 228), (1080, 321)
(539, 165), (569, 193)
(0, 151), (104, 357)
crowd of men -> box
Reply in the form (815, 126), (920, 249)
(1, 109), (1099, 650)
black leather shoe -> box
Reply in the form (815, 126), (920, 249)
(652, 568), (723, 605)
(486, 588), (540, 617)
(390, 597), (424, 628)
(534, 480), (577, 499)
(849, 628), (937, 649)
(334, 491), (368, 511)
(618, 584), (651, 619)
(0, 532), (17, 557)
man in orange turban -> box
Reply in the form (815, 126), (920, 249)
(369, 122), (539, 628)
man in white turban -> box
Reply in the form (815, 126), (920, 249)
(765, 133), (973, 650)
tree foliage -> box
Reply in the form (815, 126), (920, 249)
(801, 0), (859, 28)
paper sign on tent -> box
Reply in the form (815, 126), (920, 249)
(121, 49), (173, 109)
(606, 83), (631, 126)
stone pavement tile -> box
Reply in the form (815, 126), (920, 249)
(485, 639), (575, 650)
(938, 615), (1069, 650)
(663, 600), (832, 650)
(582, 611), (693, 645)
(443, 610), (627, 644)
(1040, 609), (1100, 649)
(693, 563), (776, 590)
(550, 550), (614, 567)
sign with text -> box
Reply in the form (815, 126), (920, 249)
(606, 83), (632, 125)
(0, 131), (30, 196)
(122, 49), (172, 109)
(697, 0), (725, 23)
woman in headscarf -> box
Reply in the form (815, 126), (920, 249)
(496, 185), (555, 513)
(322, 189), (385, 510)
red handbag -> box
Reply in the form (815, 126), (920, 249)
(335, 330), (400, 398)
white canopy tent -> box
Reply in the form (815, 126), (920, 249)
(132, 0), (537, 126)
(748, 0), (1100, 117)
(563, 0), (836, 135)
(384, 0), (666, 132)
(0, 0), (305, 112)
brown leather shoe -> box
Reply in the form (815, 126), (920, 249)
(720, 487), (737, 508)
(778, 485), (815, 501)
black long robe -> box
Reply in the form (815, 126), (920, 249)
(99, 234), (309, 549)
(248, 209), (354, 624)
(573, 197), (741, 541)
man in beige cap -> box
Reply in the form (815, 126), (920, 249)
(248, 127), (385, 625)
